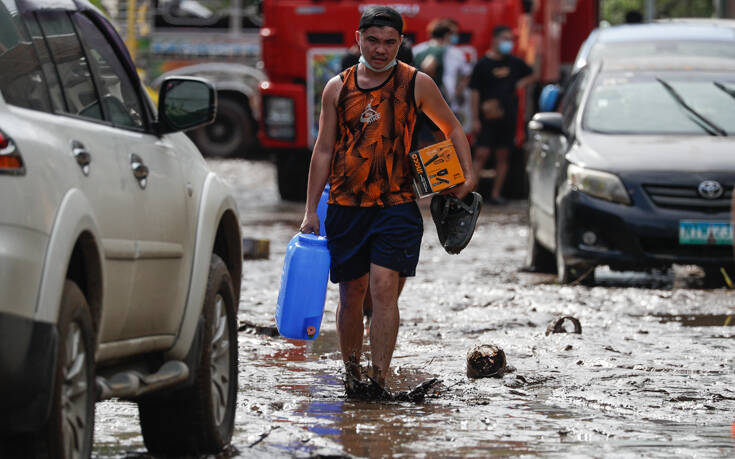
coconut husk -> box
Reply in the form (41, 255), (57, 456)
(466, 344), (507, 379)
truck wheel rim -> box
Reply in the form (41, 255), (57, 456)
(62, 322), (88, 459)
(211, 294), (231, 425)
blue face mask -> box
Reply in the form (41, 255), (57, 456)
(498, 40), (513, 55)
(450, 34), (460, 45)
(358, 32), (399, 72)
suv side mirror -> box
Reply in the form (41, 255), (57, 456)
(528, 112), (563, 135)
(158, 77), (217, 134)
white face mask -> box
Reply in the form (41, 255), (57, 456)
(358, 32), (398, 72)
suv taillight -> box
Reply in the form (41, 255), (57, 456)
(0, 129), (24, 175)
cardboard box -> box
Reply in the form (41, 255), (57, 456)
(409, 139), (465, 198)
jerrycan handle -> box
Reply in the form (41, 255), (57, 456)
(297, 232), (328, 246)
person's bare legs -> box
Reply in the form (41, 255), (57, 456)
(491, 147), (509, 200)
(367, 264), (401, 387)
(363, 277), (405, 335)
(472, 145), (491, 180)
(337, 274), (369, 381)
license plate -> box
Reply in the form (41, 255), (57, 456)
(679, 221), (733, 245)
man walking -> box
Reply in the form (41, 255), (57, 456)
(299, 6), (475, 396)
(470, 25), (535, 205)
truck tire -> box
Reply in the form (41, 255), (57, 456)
(276, 149), (310, 201)
(138, 255), (237, 455)
(190, 96), (255, 158)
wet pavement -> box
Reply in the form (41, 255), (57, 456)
(94, 158), (735, 458)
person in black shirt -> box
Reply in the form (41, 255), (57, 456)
(469, 25), (535, 204)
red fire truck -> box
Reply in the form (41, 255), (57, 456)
(258, 0), (599, 201)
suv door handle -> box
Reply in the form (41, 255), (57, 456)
(71, 140), (91, 176)
(130, 154), (148, 189)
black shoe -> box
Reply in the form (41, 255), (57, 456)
(430, 192), (483, 255)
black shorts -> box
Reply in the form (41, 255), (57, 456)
(325, 202), (424, 283)
(476, 116), (515, 149)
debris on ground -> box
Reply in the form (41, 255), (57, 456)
(243, 237), (270, 259)
(394, 378), (441, 403)
(238, 320), (280, 337)
(504, 374), (554, 389)
(248, 426), (280, 448)
(466, 344), (507, 379)
(545, 316), (582, 335)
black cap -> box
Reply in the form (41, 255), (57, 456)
(359, 6), (404, 34)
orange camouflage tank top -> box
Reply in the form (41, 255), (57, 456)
(328, 61), (419, 207)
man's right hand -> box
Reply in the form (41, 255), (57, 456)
(299, 211), (320, 235)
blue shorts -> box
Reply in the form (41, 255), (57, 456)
(325, 202), (424, 283)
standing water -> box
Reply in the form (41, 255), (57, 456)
(93, 160), (735, 458)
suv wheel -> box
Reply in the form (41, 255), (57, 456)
(139, 254), (238, 455)
(41, 281), (96, 459)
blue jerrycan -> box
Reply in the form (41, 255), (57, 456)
(276, 233), (330, 340)
(316, 184), (330, 236)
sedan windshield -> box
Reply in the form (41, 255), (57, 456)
(589, 41), (735, 64)
(583, 72), (735, 135)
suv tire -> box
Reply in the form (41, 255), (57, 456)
(138, 254), (238, 455)
(3, 280), (97, 459)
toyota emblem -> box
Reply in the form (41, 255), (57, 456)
(697, 180), (723, 199)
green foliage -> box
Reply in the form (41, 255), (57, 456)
(88, 0), (110, 17)
(602, 0), (715, 25)
(602, 0), (644, 25)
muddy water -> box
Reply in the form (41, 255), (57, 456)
(94, 159), (735, 458)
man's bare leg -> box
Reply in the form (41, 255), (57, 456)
(337, 274), (369, 381)
(363, 278), (406, 335)
(491, 147), (509, 200)
(367, 264), (401, 387)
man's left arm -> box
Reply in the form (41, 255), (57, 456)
(415, 71), (477, 199)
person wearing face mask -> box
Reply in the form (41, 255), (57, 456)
(469, 24), (536, 205)
(413, 18), (472, 145)
(299, 6), (477, 398)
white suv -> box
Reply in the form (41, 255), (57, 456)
(0, 0), (242, 457)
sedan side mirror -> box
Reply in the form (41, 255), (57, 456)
(528, 112), (563, 135)
(158, 77), (217, 135)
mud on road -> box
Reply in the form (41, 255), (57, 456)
(95, 159), (735, 458)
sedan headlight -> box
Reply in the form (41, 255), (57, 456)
(567, 164), (631, 205)
(264, 96), (295, 140)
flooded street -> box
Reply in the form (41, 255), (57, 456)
(95, 159), (735, 458)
